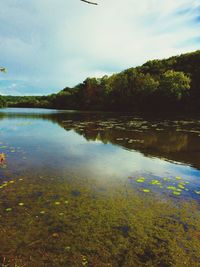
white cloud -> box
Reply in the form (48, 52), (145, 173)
(0, 0), (199, 95)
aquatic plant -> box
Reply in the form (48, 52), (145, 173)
(0, 175), (199, 266)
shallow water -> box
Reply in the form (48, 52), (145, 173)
(0, 108), (200, 266)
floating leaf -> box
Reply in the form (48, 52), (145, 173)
(167, 186), (177, 191)
(178, 184), (185, 189)
(136, 177), (145, 183)
(40, 211), (46, 214)
(173, 191), (181, 196)
(163, 178), (171, 181)
(150, 180), (161, 185)
(142, 189), (150, 193)
(5, 208), (12, 212)
(18, 203), (24, 206)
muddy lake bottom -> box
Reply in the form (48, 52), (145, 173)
(0, 108), (200, 266)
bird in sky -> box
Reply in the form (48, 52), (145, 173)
(80, 0), (98, 5)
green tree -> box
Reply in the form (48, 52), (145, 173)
(0, 96), (6, 107)
(159, 70), (191, 100)
(0, 67), (7, 107)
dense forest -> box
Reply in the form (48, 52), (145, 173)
(1, 50), (200, 113)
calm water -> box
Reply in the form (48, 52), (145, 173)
(0, 108), (200, 266)
(0, 108), (200, 200)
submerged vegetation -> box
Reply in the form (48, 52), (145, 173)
(0, 174), (200, 267)
(0, 109), (200, 266)
(2, 50), (200, 113)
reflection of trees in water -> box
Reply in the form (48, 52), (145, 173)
(60, 120), (200, 169)
(78, 126), (189, 153)
(0, 110), (200, 169)
(158, 133), (188, 153)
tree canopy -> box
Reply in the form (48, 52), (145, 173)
(2, 50), (200, 114)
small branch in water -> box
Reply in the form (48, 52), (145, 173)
(27, 240), (42, 247)
(0, 67), (7, 73)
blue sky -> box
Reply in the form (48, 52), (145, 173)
(0, 0), (200, 95)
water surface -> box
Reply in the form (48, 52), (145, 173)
(0, 108), (200, 266)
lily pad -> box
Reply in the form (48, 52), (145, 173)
(167, 186), (177, 191)
(173, 192), (181, 196)
(178, 184), (185, 189)
(136, 177), (145, 183)
(142, 189), (150, 193)
(163, 178), (171, 182)
(150, 180), (161, 185)
(175, 176), (182, 180)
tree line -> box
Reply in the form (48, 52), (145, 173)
(1, 50), (200, 113)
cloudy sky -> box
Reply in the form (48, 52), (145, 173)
(0, 0), (199, 95)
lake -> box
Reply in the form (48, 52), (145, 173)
(0, 108), (200, 266)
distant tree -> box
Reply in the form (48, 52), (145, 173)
(0, 96), (6, 108)
(159, 70), (191, 100)
(0, 67), (7, 107)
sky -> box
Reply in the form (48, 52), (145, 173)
(0, 0), (200, 96)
